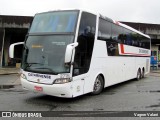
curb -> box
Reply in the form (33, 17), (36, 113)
(0, 73), (19, 75)
(0, 68), (20, 75)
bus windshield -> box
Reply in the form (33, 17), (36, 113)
(29, 11), (78, 33)
(22, 35), (74, 74)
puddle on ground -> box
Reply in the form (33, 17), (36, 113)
(149, 90), (160, 93)
(137, 90), (160, 93)
(145, 104), (160, 108)
(0, 85), (14, 89)
(93, 108), (104, 111)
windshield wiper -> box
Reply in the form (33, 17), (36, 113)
(35, 67), (58, 75)
(25, 63), (44, 69)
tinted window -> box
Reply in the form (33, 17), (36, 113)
(30, 11), (78, 33)
(73, 12), (96, 76)
(123, 28), (150, 49)
(22, 35), (74, 74)
(98, 20), (150, 50)
(140, 36), (150, 49)
(98, 18), (111, 40)
(123, 29), (134, 45)
(78, 12), (96, 36)
(111, 24), (123, 43)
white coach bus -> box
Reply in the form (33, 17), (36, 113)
(9, 10), (151, 98)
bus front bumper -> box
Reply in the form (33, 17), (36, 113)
(21, 78), (73, 98)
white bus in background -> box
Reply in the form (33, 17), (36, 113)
(9, 10), (151, 98)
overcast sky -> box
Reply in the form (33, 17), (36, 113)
(0, 0), (160, 24)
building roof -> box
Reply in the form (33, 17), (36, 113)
(122, 22), (160, 31)
(0, 15), (33, 28)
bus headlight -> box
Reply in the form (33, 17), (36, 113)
(21, 73), (27, 80)
(54, 78), (72, 84)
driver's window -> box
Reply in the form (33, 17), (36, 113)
(73, 12), (96, 76)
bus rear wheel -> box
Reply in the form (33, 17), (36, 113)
(141, 69), (145, 78)
(92, 75), (104, 95)
(136, 69), (141, 80)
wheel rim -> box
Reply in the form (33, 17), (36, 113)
(93, 76), (102, 92)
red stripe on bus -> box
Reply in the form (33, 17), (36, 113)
(120, 44), (124, 53)
(120, 44), (150, 56)
(121, 52), (150, 57)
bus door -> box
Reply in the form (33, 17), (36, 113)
(72, 12), (96, 96)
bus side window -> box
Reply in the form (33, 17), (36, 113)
(111, 24), (123, 43)
(98, 18), (111, 41)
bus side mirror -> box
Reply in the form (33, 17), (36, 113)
(65, 42), (78, 63)
(9, 42), (24, 58)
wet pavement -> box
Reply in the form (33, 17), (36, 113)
(0, 74), (160, 120)
(0, 73), (160, 111)
(0, 68), (160, 119)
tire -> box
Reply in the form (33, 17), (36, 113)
(141, 69), (145, 78)
(92, 75), (104, 95)
(136, 69), (141, 80)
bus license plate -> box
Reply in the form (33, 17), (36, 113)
(34, 86), (43, 92)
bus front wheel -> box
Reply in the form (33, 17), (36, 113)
(92, 75), (104, 95)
